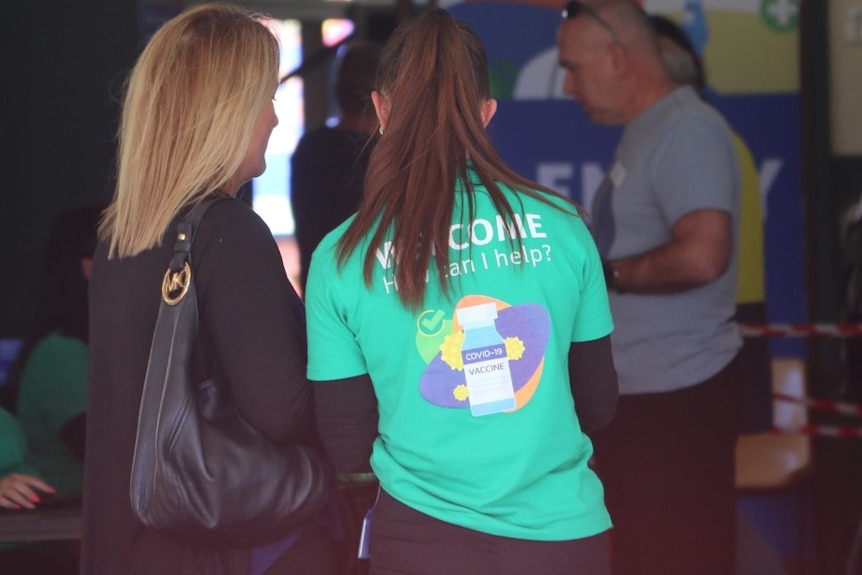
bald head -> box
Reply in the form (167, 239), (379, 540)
(558, 0), (675, 125)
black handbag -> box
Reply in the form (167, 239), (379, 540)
(130, 198), (332, 545)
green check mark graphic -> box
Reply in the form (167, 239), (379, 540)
(420, 310), (445, 334)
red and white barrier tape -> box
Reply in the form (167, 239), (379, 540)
(740, 323), (862, 338)
(732, 323), (862, 437)
(769, 393), (862, 437)
(774, 392), (862, 418)
(772, 424), (862, 438)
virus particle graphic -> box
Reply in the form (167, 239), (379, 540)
(505, 336), (525, 360)
(440, 331), (465, 370)
(453, 384), (470, 402)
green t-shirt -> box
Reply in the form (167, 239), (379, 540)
(17, 330), (87, 497)
(306, 178), (614, 541)
(0, 407), (36, 477)
(0, 407), (40, 553)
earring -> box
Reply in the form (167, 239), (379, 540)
(379, 126), (384, 136)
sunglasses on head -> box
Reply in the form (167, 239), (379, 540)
(561, 0), (621, 44)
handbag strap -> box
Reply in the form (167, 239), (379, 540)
(162, 197), (228, 305)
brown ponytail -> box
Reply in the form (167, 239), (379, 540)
(337, 8), (579, 309)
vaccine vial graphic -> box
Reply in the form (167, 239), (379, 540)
(455, 302), (516, 416)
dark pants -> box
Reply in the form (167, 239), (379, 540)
(735, 302), (773, 434)
(591, 354), (745, 575)
(368, 490), (610, 575)
(263, 522), (338, 575)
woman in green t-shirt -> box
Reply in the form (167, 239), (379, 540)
(0, 406), (52, 507)
(306, 9), (618, 575)
(5, 205), (102, 499)
(0, 406), (79, 575)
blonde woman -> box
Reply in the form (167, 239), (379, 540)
(82, 5), (336, 574)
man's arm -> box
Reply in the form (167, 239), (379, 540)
(606, 208), (731, 294)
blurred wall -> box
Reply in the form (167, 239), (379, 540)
(0, 0), (139, 336)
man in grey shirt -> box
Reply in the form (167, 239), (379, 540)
(557, 1), (743, 574)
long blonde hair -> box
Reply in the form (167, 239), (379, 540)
(101, 3), (279, 258)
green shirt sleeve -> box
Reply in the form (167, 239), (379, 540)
(571, 216), (614, 342)
(0, 407), (38, 477)
(306, 235), (370, 382)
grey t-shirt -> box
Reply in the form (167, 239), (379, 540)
(591, 86), (742, 395)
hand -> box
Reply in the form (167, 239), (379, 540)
(0, 473), (55, 510)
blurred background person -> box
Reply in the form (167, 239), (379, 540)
(650, 13), (773, 435)
(558, 1), (743, 573)
(0, 405), (76, 575)
(4, 204), (103, 500)
(290, 41), (382, 294)
(290, 42), (384, 574)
